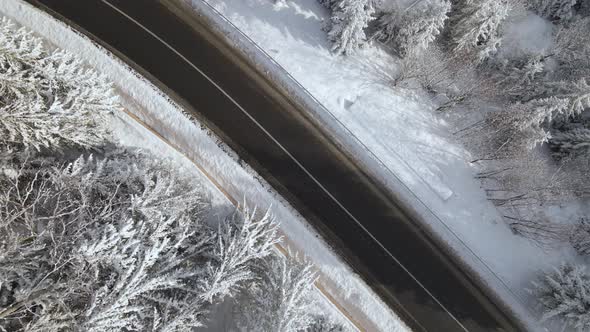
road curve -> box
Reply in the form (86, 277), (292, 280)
(23, 1), (525, 331)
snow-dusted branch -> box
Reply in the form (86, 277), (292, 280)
(532, 263), (590, 331)
(235, 253), (317, 331)
(0, 17), (117, 152)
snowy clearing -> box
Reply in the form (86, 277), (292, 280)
(0, 0), (409, 330)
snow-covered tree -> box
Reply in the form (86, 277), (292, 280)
(554, 78), (590, 118)
(541, 16), (590, 93)
(478, 78), (590, 156)
(235, 253), (316, 332)
(308, 315), (348, 331)
(547, 119), (590, 197)
(482, 18), (590, 111)
(394, 44), (452, 87)
(487, 55), (547, 100)
(328, 0), (375, 55)
(482, 97), (568, 151)
(528, 0), (578, 22)
(0, 18), (117, 152)
(550, 127), (590, 158)
(200, 206), (280, 304)
(570, 218), (590, 255)
(449, 0), (511, 61)
(374, 0), (451, 55)
(532, 263), (590, 331)
(478, 14), (590, 102)
(0, 150), (280, 332)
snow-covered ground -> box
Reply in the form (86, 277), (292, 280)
(0, 0), (409, 330)
(178, 0), (584, 329)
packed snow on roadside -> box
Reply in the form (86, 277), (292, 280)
(182, 0), (584, 326)
(0, 0), (410, 331)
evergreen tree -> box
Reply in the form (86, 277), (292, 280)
(0, 151), (280, 332)
(570, 218), (590, 256)
(328, 0), (375, 55)
(487, 78), (590, 152)
(307, 315), (348, 331)
(550, 127), (590, 158)
(485, 97), (569, 151)
(374, 0), (451, 55)
(553, 17), (590, 66)
(561, 79), (590, 116)
(449, 0), (511, 61)
(235, 254), (316, 332)
(532, 263), (590, 331)
(528, 0), (579, 22)
(0, 18), (117, 152)
(489, 55), (546, 100)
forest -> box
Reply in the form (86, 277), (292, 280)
(321, 0), (590, 329)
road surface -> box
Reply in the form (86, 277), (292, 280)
(24, 0), (526, 331)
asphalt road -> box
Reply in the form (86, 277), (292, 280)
(24, 1), (526, 331)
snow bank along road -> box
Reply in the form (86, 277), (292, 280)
(24, 0), (525, 331)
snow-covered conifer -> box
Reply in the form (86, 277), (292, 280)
(545, 17), (590, 89)
(308, 315), (348, 331)
(528, 0), (578, 22)
(235, 254), (316, 332)
(532, 263), (590, 331)
(570, 218), (590, 255)
(550, 127), (590, 158)
(449, 0), (511, 61)
(491, 78), (590, 150)
(0, 17), (117, 152)
(328, 0), (375, 55)
(484, 97), (569, 151)
(484, 17), (590, 103)
(553, 17), (590, 62)
(561, 79), (590, 116)
(374, 0), (451, 55)
(490, 55), (546, 99)
(0, 150), (281, 332)
(200, 205), (280, 303)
